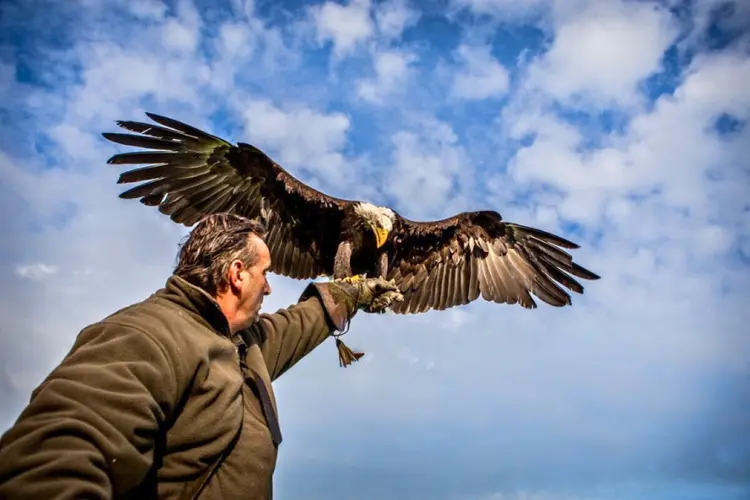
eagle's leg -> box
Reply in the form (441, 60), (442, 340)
(333, 240), (365, 284)
(333, 240), (352, 279)
(330, 240), (366, 368)
(375, 251), (389, 279)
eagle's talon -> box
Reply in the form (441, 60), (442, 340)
(338, 274), (366, 285)
(366, 290), (403, 313)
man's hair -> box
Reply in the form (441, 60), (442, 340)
(174, 213), (267, 296)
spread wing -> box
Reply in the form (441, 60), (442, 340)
(102, 112), (352, 279)
(387, 211), (600, 314)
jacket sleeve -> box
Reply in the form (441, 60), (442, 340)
(247, 282), (356, 381)
(0, 321), (182, 500)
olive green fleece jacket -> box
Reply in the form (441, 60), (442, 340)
(0, 275), (354, 500)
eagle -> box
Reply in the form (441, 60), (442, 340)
(102, 112), (600, 315)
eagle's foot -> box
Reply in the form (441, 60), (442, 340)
(366, 289), (404, 314)
(337, 274), (367, 284)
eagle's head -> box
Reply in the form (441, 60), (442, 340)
(354, 202), (396, 248)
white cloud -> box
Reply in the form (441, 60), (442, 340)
(64, 42), (212, 122)
(677, 0), (750, 52)
(385, 116), (475, 219)
(48, 123), (102, 161)
(219, 21), (255, 59)
(449, 0), (548, 20)
(15, 263), (59, 281)
(499, 47), (750, 224)
(450, 44), (510, 100)
(238, 97), (354, 188)
(309, 0), (420, 60)
(161, 1), (202, 54)
(374, 0), (421, 40)
(162, 19), (199, 53)
(524, 0), (679, 108)
(126, 0), (167, 21)
(356, 48), (417, 103)
(207, 7), (298, 93)
(310, 0), (374, 58)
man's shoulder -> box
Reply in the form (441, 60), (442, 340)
(98, 293), (177, 328)
(88, 293), (214, 352)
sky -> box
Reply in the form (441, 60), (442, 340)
(1, 0), (749, 498)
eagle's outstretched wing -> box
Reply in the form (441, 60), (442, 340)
(386, 211), (600, 314)
(102, 112), (351, 279)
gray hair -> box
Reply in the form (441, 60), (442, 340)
(174, 213), (267, 296)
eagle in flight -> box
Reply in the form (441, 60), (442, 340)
(102, 112), (599, 315)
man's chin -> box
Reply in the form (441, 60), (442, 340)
(237, 314), (260, 332)
(239, 305), (262, 330)
(249, 309), (262, 324)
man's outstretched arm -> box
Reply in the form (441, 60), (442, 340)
(0, 322), (181, 500)
(246, 278), (403, 381)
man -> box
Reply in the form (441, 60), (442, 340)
(0, 213), (403, 499)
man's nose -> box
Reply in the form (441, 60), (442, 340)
(264, 280), (271, 295)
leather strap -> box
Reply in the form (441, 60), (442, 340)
(245, 371), (283, 447)
(237, 331), (283, 447)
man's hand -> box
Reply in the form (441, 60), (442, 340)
(358, 276), (404, 313)
(311, 276), (403, 367)
(330, 275), (404, 315)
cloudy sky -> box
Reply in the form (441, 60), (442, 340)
(1, 0), (749, 498)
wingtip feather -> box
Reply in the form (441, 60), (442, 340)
(144, 111), (167, 122)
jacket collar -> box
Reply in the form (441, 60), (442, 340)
(156, 275), (232, 337)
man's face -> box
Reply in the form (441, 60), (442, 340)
(234, 235), (272, 330)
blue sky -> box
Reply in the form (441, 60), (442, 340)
(1, 0), (749, 499)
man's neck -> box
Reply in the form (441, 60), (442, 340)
(214, 293), (240, 335)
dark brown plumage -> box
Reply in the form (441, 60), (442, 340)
(102, 112), (600, 315)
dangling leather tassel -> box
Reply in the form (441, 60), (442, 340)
(336, 338), (364, 367)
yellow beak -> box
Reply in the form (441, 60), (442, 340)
(373, 227), (390, 248)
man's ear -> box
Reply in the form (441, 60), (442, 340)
(227, 259), (246, 293)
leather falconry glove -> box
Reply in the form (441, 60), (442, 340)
(326, 276), (404, 367)
(328, 276), (404, 314)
